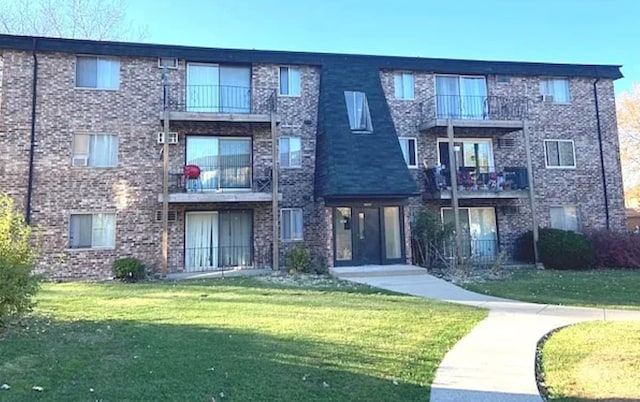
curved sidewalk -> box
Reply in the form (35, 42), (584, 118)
(333, 265), (640, 402)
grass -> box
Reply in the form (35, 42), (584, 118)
(0, 277), (485, 401)
(464, 269), (640, 309)
(540, 321), (640, 401)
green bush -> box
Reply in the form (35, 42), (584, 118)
(538, 228), (595, 270)
(286, 246), (312, 274)
(0, 194), (40, 326)
(410, 208), (454, 268)
(113, 257), (146, 281)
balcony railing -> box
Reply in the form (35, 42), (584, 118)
(163, 84), (277, 114)
(168, 244), (273, 273)
(421, 95), (528, 122)
(412, 237), (499, 268)
(424, 165), (529, 194)
(169, 165), (274, 193)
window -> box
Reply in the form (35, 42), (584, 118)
(158, 57), (178, 69)
(281, 208), (303, 241)
(279, 137), (302, 168)
(344, 91), (373, 132)
(394, 72), (414, 99)
(550, 206), (579, 231)
(279, 66), (301, 96)
(545, 140), (575, 168)
(72, 133), (118, 167)
(69, 213), (116, 249)
(435, 75), (487, 119)
(186, 136), (251, 190)
(76, 56), (120, 89)
(399, 138), (418, 168)
(540, 78), (570, 103)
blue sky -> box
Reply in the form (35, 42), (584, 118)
(128, 0), (638, 94)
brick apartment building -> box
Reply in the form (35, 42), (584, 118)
(0, 34), (626, 279)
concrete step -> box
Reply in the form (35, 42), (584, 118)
(331, 264), (428, 278)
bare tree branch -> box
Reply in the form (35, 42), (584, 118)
(617, 83), (640, 207)
(0, 0), (146, 41)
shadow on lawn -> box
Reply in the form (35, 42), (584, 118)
(0, 318), (433, 401)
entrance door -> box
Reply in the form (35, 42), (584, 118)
(354, 208), (382, 265)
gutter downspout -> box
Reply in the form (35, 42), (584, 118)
(26, 38), (38, 224)
(593, 67), (610, 230)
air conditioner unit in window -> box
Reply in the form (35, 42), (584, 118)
(72, 155), (89, 166)
(157, 132), (178, 144)
(540, 94), (555, 103)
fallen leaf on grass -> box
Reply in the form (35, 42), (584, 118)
(32, 386), (44, 392)
(1, 384), (10, 390)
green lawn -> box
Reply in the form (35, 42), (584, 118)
(540, 321), (640, 401)
(465, 269), (640, 309)
(0, 277), (485, 401)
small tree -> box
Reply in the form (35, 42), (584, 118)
(411, 208), (455, 268)
(0, 194), (40, 326)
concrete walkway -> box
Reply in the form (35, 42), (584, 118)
(333, 265), (640, 402)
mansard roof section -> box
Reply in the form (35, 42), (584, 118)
(0, 34), (623, 80)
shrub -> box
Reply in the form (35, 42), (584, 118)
(113, 257), (146, 281)
(587, 230), (640, 269)
(0, 194), (40, 326)
(537, 228), (595, 270)
(286, 246), (311, 274)
(410, 208), (454, 268)
(514, 231), (535, 263)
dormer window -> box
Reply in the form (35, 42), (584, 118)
(344, 91), (373, 132)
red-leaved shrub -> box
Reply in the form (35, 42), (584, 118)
(587, 230), (640, 269)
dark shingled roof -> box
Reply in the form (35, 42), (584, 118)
(0, 34), (624, 79)
(315, 62), (419, 199)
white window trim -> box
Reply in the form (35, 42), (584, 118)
(280, 208), (303, 241)
(71, 133), (119, 168)
(279, 136), (302, 169)
(399, 137), (419, 169)
(394, 71), (415, 100)
(539, 77), (571, 104)
(158, 57), (178, 69)
(435, 137), (495, 169)
(549, 205), (580, 231)
(544, 139), (576, 169)
(278, 66), (301, 97)
(67, 212), (117, 251)
(74, 55), (121, 91)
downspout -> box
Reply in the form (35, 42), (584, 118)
(593, 67), (610, 230)
(26, 38), (38, 225)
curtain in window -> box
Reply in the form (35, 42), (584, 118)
(550, 206), (578, 231)
(558, 141), (575, 166)
(292, 210), (303, 239)
(89, 135), (117, 167)
(219, 139), (251, 188)
(219, 66), (251, 112)
(76, 57), (97, 87)
(460, 77), (487, 119)
(219, 211), (251, 266)
(289, 68), (301, 96)
(69, 214), (92, 248)
(540, 79), (570, 103)
(435, 76), (460, 118)
(289, 138), (301, 167)
(399, 139), (416, 166)
(185, 213), (218, 271)
(96, 58), (120, 89)
(394, 73), (414, 99)
(279, 138), (290, 167)
(187, 64), (220, 112)
(92, 213), (115, 248)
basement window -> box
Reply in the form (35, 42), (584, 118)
(344, 91), (373, 132)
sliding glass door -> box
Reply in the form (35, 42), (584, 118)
(435, 75), (487, 119)
(185, 210), (252, 271)
(442, 207), (497, 258)
(186, 63), (251, 113)
(186, 136), (251, 191)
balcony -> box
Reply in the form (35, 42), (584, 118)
(158, 164), (281, 203)
(423, 165), (529, 200)
(419, 95), (528, 134)
(161, 84), (278, 123)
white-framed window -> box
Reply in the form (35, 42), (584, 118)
(540, 78), (570, 103)
(399, 137), (418, 168)
(544, 139), (575, 168)
(549, 205), (579, 231)
(344, 91), (373, 132)
(72, 133), (118, 167)
(279, 137), (302, 168)
(281, 208), (303, 241)
(75, 55), (120, 89)
(394, 72), (414, 100)
(69, 213), (116, 249)
(279, 66), (301, 96)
